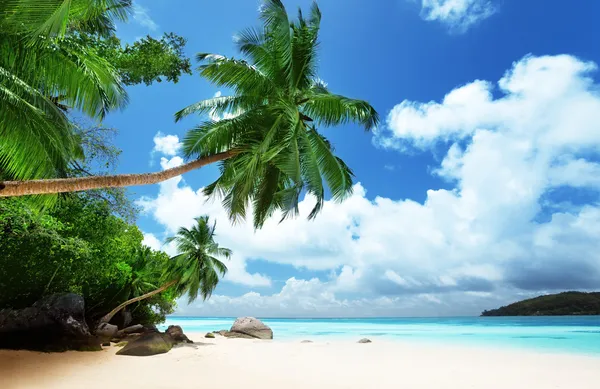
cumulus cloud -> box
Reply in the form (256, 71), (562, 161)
(152, 132), (182, 157)
(415, 0), (497, 32)
(132, 2), (158, 31)
(142, 232), (163, 251)
(141, 54), (600, 316)
(177, 277), (539, 318)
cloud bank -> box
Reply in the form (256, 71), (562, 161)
(141, 54), (600, 317)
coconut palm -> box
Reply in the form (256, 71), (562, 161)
(99, 216), (230, 324)
(0, 0), (128, 200)
(0, 0), (378, 229)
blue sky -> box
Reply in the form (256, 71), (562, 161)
(105, 0), (600, 317)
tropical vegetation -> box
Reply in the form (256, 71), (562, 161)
(99, 216), (230, 324)
(481, 292), (600, 316)
(0, 0), (379, 335)
(0, 0), (190, 206)
(0, 196), (177, 325)
(0, 0), (379, 229)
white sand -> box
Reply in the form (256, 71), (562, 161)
(1, 332), (599, 389)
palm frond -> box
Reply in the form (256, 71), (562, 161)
(302, 93), (380, 130)
(307, 128), (354, 201)
(174, 94), (265, 122)
(181, 110), (263, 159)
(196, 53), (275, 96)
(259, 0), (293, 86)
(290, 2), (321, 89)
(0, 0), (132, 39)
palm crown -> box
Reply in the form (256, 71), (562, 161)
(165, 216), (231, 303)
(175, 0), (379, 229)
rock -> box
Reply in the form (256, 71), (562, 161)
(0, 293), (101, 352)
(213, 329), (228, 336)
(95, 322), (118, 341)
(116, 324), (144, 338)
(301, 340), (313, 343)
(115, 333), (142, 343)
(230, 317), (273, 340)
(143, 324), (159, 333)
(116, 332), (173, 357)
(222, 331), (255, 339)
(358, 338), (372, 344)
(205, 332), (215, 338)
(165, 325), (193, 344)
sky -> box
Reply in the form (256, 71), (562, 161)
(105, 0), (600, 317)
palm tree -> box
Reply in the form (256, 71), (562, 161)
(99, 216), (230, 324)
(0, 0), (129, 204)
(0, 0), (379, 228)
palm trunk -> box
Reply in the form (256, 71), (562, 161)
(99, 279), (178, 325)
(0, 151), (234, 197)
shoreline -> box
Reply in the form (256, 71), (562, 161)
(3, 334), (600, 389)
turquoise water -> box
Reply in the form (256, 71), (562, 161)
(162, 316), (600, 355)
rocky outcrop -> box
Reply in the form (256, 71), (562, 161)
(205, 332), (215, 338)
(116, 332), (173, 356)
(166, 325), (193, 344)
(358, 338), (372, 343)
(0, 293), (100, 351)
(96, 323), (118, 342)
(116, 325), (193, 357)
(223, 331), (256, 339)
(229, 317), (273, 340)
(116, 324), (144, 338)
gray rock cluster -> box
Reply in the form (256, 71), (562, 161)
(213, 317), (273, 340)
(0, 293), (100, 351)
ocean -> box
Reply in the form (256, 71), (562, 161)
(161, 316), (600, 355)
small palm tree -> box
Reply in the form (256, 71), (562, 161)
(1, 0), (379, 230)
(99, 216), (230, 324)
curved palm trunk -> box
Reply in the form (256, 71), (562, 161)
(99, 279), (178, 325)
(0, 151), (234, 197)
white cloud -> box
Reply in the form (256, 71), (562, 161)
(160, 156), (184, 170)
(152, 132), (182, 157)
(132, 2), (158, 31)
(142, 232), (163, 251)
(416, 0), (497, 32)
(141, 54), (600, 316)
(176, 277), (540, 318)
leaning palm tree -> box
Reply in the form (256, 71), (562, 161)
(99, 216), (230, 324)
(0, 0), (378, 228)
(0, 0), (129, 204)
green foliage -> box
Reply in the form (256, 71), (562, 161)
(175, 0), (379, 229)
(69, 123), (139, 222)
(0, 0), (128, 208)
(0, 1), (190, 208)
(72, 32), (192, 86)
(481, 292), (600, 316)
(166, 216), (231, 304)
(0, 196), (176, 325)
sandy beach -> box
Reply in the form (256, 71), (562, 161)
(1, 332), (599, 389)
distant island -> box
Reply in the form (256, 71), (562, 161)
(481, 291), (600, 316)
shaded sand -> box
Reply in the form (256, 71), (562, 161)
(1, 332), (599, 389)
